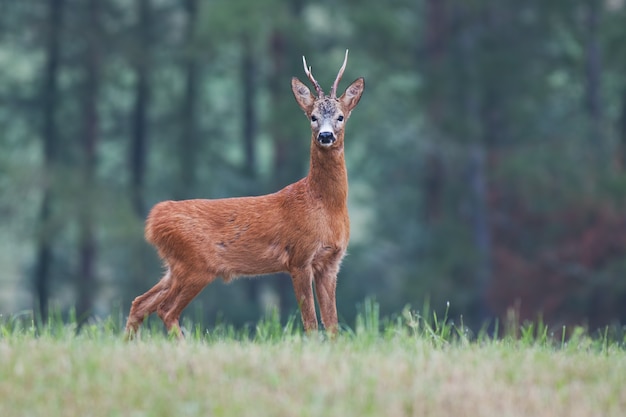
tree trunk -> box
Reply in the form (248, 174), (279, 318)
(177, 0), (199, 201)
(76, 0), (101, 322)
(242, 35), (257, 181)
(468, 145), (492, 323)
(422, 0), (447, 222)
(130, 0), (151, 217)
(269, 30), (289, 190)
(126, 0), (154, 302)
(35, 0), (64, 322)
(619, 86), (626, 171)
(584, 0), (603, 146)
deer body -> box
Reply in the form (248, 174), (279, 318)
(125, 51), (364, 338)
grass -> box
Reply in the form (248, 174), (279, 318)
(1, 301), (625, 417)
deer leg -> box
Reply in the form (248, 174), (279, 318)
(290, 266), (318, 332)
(156, 273), (209, 339)
(125, 271), (172, 339)
(314, 271), (339, 335)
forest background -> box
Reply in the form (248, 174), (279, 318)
(2, 0), (626, 332)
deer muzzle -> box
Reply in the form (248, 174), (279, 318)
(317, 131), (336, 146)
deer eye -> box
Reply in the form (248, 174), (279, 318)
(337, 115), (344, 122)
(311, 115), (318, 122)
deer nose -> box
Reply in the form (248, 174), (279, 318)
(317, 132), (335, 146)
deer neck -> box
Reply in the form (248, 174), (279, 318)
(306, 139), (348, 209)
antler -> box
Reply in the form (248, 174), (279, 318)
(302, 55), (324, 98)
(330, 49), (349, 99)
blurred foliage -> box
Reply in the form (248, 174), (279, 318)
(1, 0), (626, 331)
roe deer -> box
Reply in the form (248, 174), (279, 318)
(125, 50), (364, 339)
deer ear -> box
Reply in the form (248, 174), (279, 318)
(291, 77), (316, 113)
(339, 77), (364, 112)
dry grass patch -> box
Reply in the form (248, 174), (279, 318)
(1, 332), (625, 417)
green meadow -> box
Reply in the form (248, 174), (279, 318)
(1, 304), (625, 417)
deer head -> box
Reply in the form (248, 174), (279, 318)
(291, 50), (365, 149)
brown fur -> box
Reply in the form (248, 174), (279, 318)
(125, 55), (364, 339)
